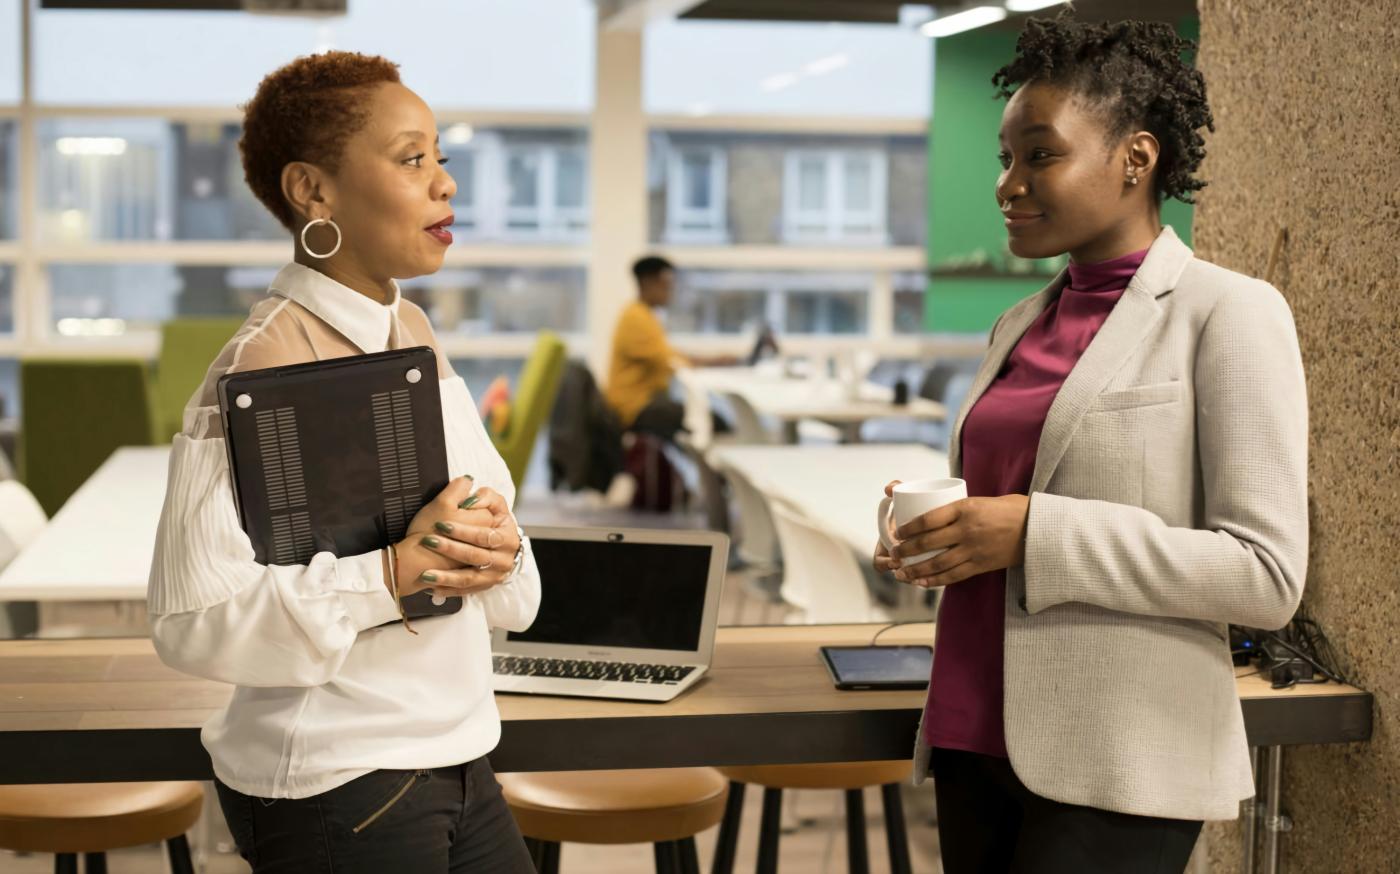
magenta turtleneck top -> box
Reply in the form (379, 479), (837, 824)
(923, 246), (1151, 758)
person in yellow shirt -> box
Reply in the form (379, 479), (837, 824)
(605, 256), (689, 438)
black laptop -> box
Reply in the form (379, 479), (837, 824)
(217, 347), (460, 623)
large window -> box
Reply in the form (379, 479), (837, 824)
(42, 263), (585, 339)
(650, 131), (923, 248)
(32, 1), (595, 110)
(0, 264), (12, 335)
(0, 119), (15, 239)
(669, 269), (871, 336)
(783, 149), (888, 245)
(664, 146), (727, 244)
(503, 143), (588, 239)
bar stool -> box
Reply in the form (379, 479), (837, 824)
(0, 782), (202, 874)
(713, 762), (913, 874)
(499, 768), (728, 874)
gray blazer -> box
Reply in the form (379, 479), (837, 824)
(911, 226), (1308, 822)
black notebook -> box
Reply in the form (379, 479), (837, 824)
(217, 346), (462, 624)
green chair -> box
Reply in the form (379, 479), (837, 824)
(18, 359), (159, 516)
(490, 331), (567, 492)
(153, 317), (244, 442)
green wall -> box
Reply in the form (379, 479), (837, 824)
(925, 19), (1199, 334)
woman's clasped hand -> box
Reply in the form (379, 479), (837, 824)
(393, 476), (522, 599)
(872, 479), (1031, 589)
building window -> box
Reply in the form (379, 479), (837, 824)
(782, 149), (887, 245)
(665, 147), (727, 243)
(444, 147), (480, 235)
(503, 144), (588, 239)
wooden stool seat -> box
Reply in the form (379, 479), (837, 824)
(499, 768), (728, 846)
(0, 782), (204, 854)
(718, 761), (912, 791)
(712, 762), (915, 874)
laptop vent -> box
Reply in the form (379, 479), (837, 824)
(372, 388), (424, 541)
(255, 407), (314, 564)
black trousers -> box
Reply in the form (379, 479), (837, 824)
(632, 392), (686, 440)
(215, 757), (534, 874)
(931, 747), (1203, 874)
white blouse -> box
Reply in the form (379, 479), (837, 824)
(147, 263), (541, 799)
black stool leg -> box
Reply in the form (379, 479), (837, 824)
(82, 853), (107, 874)
(165, 834), (195, 874)
(53, 855), (77, 874)
(756, 787), (783, 874)
(844, 789), (869, 874)
(711, 781), (746, 874)
(538, 841), (561, 874)
(679, 837), (702, 874)
(654, 840), (680, 874)
(880, 783), (912, 874)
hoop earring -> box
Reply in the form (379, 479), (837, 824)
(300, 217), (342, 259)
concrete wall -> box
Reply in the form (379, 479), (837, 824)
(1193, 1), (1400, 870)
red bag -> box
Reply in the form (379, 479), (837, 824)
(624, 434), (687, 513)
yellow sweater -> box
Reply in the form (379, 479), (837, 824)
(605, 301), (685, 427)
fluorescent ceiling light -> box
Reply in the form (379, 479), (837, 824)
(760, 72), (801, 93)
(919, 6), (1007, 38)
(443, 123), (474, 146)
(55, 137), (127, 156)
(803, 53), (850, 77)
(1006, 0), (1066, 11)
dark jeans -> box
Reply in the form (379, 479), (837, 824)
(931, 747), (1203, 874)
(215, 758), (534, 874)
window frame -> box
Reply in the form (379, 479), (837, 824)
(780, 147), (889, 246)
(664, 145), (728, 245)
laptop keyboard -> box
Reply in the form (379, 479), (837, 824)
(493, 655), (696, 685)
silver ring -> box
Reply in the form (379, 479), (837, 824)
(476, 559), (493, 571)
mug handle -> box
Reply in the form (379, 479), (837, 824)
(877, 496), (898, 554)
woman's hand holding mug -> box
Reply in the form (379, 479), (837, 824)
(874, 478), (1031, 589)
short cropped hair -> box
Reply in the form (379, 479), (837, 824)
(631, 255), (676, 283)
(239, 51), (401, 230)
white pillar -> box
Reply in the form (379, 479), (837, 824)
(585, 20), (648, 382)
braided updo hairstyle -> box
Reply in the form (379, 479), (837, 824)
(992, 10), (1215, 204)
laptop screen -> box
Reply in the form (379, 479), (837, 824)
(507, 538), (713, 652)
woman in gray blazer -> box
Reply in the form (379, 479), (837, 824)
(874, 14), (1306, 874)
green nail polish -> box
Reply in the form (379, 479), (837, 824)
(458, 495), (479, 509)
(420, 572), (438, 582)
(420, 535), (441, 548)
(434, 521), (453, 535)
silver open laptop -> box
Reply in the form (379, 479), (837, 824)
(491, 526), (729, 703)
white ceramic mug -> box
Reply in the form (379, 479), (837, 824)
(876, 477), (968, 567)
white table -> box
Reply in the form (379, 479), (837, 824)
(0, 446), (170, 635)
(692, 368), (945, 443)
(707, 443), (950, 557)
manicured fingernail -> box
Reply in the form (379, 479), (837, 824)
(420, 535), (441, 548)
(434, 521), (454, 535)
(420, 572), (438, 582)
(458, 495), (479, 509)
(462, 474), (475, 481)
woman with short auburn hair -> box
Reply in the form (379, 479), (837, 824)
(148, 51), (539, 873)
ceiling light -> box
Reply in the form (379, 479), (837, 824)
(1006, 0), (1066, 12)
(803, 53), (850, 77)
(443, 123), (474, 146)
(919, 6), (1007, 38)
(760, 73), (800, 93)
(54, 137), (127, 156)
